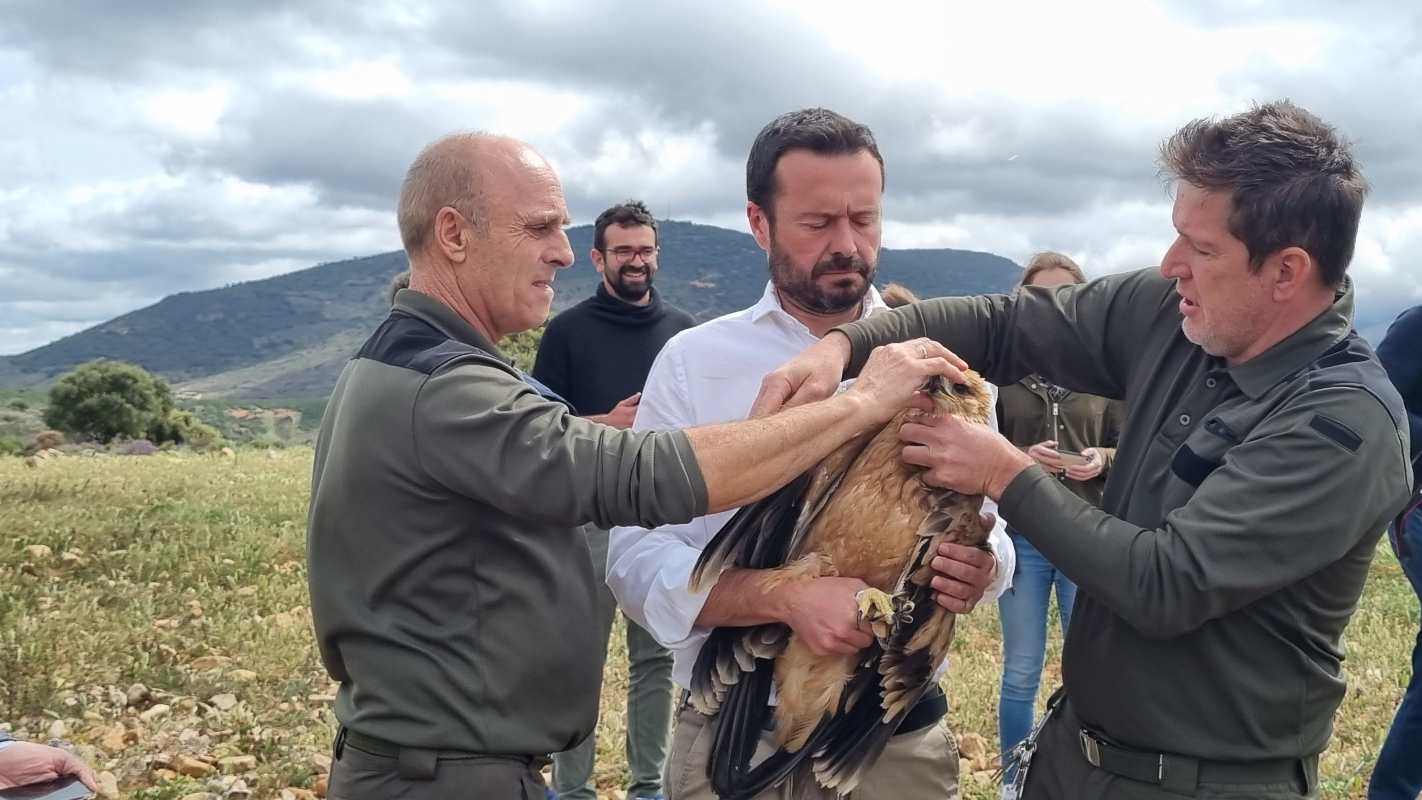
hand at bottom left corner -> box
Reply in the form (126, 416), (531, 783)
(0, 740), (99, 793)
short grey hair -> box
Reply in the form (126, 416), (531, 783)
(396, 132), (491, 255)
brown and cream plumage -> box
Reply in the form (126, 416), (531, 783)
(687, 371), (994, 798)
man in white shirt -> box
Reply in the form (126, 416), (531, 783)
(607, 108), (1015, 800)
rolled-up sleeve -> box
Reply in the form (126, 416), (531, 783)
(411, 362), (708, 531)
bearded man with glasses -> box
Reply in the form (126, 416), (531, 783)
(533, 200), (696, 800)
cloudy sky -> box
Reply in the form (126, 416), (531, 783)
(2, 0), (1419, 354)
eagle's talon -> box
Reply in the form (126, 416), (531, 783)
(857, 589), (920, 644)
(855, 588), (896, 625)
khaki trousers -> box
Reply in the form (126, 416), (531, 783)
(664, 705), (960, 800)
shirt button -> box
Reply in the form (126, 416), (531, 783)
(1206, 378), (1218, 389)
(1179, 413), (1192, 426)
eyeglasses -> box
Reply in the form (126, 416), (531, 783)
(605, 246), (659, 263)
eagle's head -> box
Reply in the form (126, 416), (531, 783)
(921, 369), (992, 425)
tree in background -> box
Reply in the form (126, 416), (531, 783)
(45, 360), (174, 443)
(44, 359), (223, 448)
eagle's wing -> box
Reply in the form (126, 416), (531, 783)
(689, 430), (873, 592)
(811, 491), (986, 793)
(687, 431), (878, 800)
(687, 431), (875, 715)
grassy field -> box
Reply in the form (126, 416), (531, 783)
(0, 449), (1413, 799)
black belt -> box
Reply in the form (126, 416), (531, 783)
(1076, 723), (1316, 794)
(335, 727), (543, 780)
(896, 686), (948, 735)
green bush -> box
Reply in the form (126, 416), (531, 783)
(247, 433), (288, 450)
(44, 360), (174, 444)
(149, 409), (226, 451)
(0, 436), (21, 456)
(7, 399), (27, 411)
(499, 323), (546, 372)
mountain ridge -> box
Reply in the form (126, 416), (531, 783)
(1, 220), (1023, 399)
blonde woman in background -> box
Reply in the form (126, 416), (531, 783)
(995, 253), (1122, 800)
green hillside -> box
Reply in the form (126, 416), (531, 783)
(0, 221), (1022, 399)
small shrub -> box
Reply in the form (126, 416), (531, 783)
(7, 399), (28, 411)
(0, 436), (21, 456)
(149, 409), (225, 451)
(34, 430), (65, 451)
(116, 439), (160, 456)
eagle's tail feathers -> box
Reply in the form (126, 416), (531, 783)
(781, 708), (833, 753)
(808, 668), (911, 794)
(708, 658), (821, 800)
(786, 763), (840, 800)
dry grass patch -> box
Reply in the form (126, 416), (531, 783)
(0, 449), (1410, 799)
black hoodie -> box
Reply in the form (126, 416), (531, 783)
(532, 283), (695, 415)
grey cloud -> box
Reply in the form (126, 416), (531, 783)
(7, 1), (1421, 219)
(1, 0), (1421, 354)
(0, 0), (341, 81)
(175, 90), (442, 210)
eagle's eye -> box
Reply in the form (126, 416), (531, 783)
(952, 383), (972, 396)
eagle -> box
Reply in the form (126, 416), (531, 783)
(687, 370), (994, 798)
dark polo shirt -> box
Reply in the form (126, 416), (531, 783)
(837, 267), (1412, 761)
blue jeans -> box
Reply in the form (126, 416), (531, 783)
(1370, 500), (1422, 800)
(998, 530), (1076, 784)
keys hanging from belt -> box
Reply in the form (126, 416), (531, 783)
(994, 686), (1066, 794)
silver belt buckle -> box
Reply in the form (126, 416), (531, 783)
(1079, 730), (1102, 767)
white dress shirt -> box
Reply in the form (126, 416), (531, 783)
(607, 281), (1016, 691)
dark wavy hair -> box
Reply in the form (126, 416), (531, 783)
(593, 200), (658, 251)
(746, 108), (883, 222)
(1159, 101), (1367, 287)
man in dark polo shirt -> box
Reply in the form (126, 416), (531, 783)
(306, 131), (961, 799)
(532, 201), (694, 800)
(754, 101), (1414, 798)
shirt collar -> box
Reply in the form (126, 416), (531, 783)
(1227, 278), (1356, 400)
(391, 288), (509, 363)
(746, 281), (889, 326)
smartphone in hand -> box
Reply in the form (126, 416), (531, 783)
(1054, 448), (1091, 467)
(0, 777), (95, 800)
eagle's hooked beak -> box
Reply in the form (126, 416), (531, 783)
(923, 375), (948, 396)
(923, 375), (953, 403)
(923, 374), (970, 409)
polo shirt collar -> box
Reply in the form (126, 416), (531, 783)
(1227, 278), (1355, 400)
